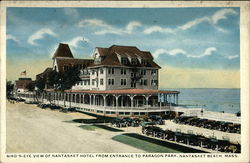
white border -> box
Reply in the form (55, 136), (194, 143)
(0, 1), (249, 163)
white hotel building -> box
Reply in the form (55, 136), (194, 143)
(42, 43), (180, 117)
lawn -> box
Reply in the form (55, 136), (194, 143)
(112, 133), (206, 153)
(78, 125), (98, 131)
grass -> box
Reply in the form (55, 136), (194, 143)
(78, 125), (98, 131)
(112, 133), (207, 153)
(79, 125), (124, 132)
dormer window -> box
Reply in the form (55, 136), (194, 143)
(131, 58), (137, 65)
(141, 59), (147, 65)
(94, 53), (101, 64)
(121, 57), (128, 65)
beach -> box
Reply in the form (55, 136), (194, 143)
(6, 102), (144, 153)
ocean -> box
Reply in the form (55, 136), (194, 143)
(164, 88), (240, 114)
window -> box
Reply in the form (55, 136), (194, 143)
(151, 80), (158, 86)
(84, 80), (87, 85)
(131, 81), (136, 88)
(151, 70), (156, 75)
(121, 68), (126, 75)
(108, 68), (114, 74)
(121, 57), (128, 64)
(141, 69), (146, 75)
(92, 79), (95, 85)
(140, 79), (143, 85)
(108, 79), (114, 85)
(144, 79), (147, 86)
(131, 58), (137, 65)
(92, 70), (95, 75)
(100, 79), (103, 85)
(100, 68), (103, 74)
(121, 79), (127, 85)
(141, 59), (147, 65)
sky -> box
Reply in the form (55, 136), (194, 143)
(6, 7), (240, 88)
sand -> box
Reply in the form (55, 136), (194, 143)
(6, 102), (144, 153)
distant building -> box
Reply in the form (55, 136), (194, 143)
(14, 77), (33, 93)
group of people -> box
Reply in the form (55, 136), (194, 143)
(7, 99), (18, 104)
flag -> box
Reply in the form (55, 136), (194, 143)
(21, 70), (26, 76)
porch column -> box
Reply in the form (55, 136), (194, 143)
(159, 93), (162, 110)
(93, 95), (96, 105)
(121, 96), (123, 107)
(166, 94), (168, 104)
(90, 94), (92, 105)
(174, 94), (176, 104)
(130, 95), (134, 108)
(130, 95), (135, 116)
(176, 94), (179, 105)
(115, 95), (119, 116)
(69, 93), (73, 103)
(103, 95), (107, 107)
(103, 94), (107, 116)
(145, 95), (149, 109)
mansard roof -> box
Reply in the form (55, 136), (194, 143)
(55, 57), (94, 72)
(93, 45), (160, 68)
(36, 67), (53, 80)
(52, 43), (74, 59)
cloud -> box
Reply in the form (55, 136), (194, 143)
(179, 8), (238, 31)
(143, 26), (175, 34)
(153, 49), (186, 58)
(63, 8), (79, 20)
(28, 28), (56, 45)
(179, 17), (210, 30)
(211, 8), (238, 24)
(187, 47), (217, 58)
(95, 29), (123, 35)
(7, 34), (20, 43)
(78, 18), (141, 35)
(64, 36), (89, 48)
(95, 21), (141, 35)
(125, 21), (142, 33)
(145, 8), (238, 34)
(78, 19), (111, 28)
(225, 54), (239, 60)
(153, 47), (217, 59)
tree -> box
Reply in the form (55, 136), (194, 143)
(6, 80), (14, 99)
(26, 82), (35, 91)
(35, 77), (46, 91)
(35, 76), (47, 103)
(41, 66), (81, 106)
(60, 66), (81, 107)
(47, 70), (61, 89)
(59, 66), (81, 91)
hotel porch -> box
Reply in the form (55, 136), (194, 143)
(41, 89), (180, 117)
